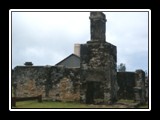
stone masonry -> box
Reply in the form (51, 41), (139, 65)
(80, 12), (118, 104)
(12, 12), (148, 104)
(134, 70), (146, 104)
(117, 72), (135, 100)
(117, 70), (146, 104)
(12, 66), (81, 102)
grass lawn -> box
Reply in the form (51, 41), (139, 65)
(12, 100), (149, 109)
(14, 101), (90, 108)
(138, 104), (149, 108)
(118, 99), (134, 103)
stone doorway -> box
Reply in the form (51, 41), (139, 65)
(86, 81), (103, 104)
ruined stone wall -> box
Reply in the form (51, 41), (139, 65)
(117, 70), (146, 103)
(12, 66), (80, 102)
(80, 41), (118, 104)
(145, 77), (149, 103)
(79, 12), (118, 104)
(117, 72), (135, 99)
(134, 70), (146, 104)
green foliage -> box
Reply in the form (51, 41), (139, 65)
(118, 63), (126, 72)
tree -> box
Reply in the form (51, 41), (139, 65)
(145, 70), (148, 77)
(118, 63), (126, 72)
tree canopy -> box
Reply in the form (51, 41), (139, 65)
(118, 63), (126, 72)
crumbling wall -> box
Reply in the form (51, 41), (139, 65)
(12, 66), (46, 97)
(117, 70), (146, 104)
(145, 77), (149, 103)
(12, 66), (80, 102)
(80, 12), (118, 104)
(49, 67), (80, 101)
(117, 72), (135, 99)
(134, 70), (146, 104)
(80, 41), (118, 104)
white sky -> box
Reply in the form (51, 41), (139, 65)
(11, 10), (149, 72)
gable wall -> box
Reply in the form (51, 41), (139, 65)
(57, 55), (80, 68)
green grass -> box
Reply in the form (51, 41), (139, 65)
(118, 99), (134, 103)
(138, 104), (149, 108)
(13, 100), (120, 108)
(12, 100), (148, 109)
(14, 101), (92, 108)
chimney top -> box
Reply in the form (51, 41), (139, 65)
(24, 62), (33, 66)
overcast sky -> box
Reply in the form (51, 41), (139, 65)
(12, 11), (148, 72)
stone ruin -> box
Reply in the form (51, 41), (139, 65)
(12, 66), (81, 102)
(80, 12), (118, 104)
(12, 12), (148, 105)
(117, 70), (146, 104)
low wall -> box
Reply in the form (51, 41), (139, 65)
(117, 72), (135, 100)
(12, 66), (81, 102)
